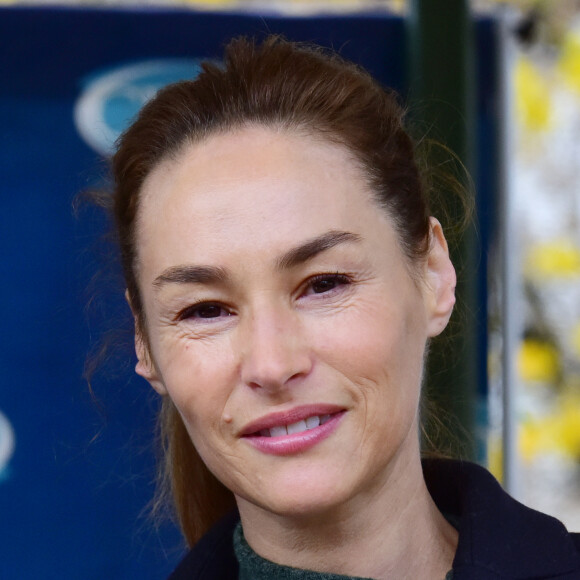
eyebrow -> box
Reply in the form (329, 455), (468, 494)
(152, 230), (361, 290)
(153, 265), (229, 289)
(275, 230), (362, 270)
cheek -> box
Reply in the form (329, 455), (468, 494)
(314, 300), (426, 429)
(154, 337), (238, 434)
(317, 298), (426, 383)
(164, 360), (238, 483)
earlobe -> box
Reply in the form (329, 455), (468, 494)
(424, 218), (456, 338)
(134, 330), (167, 396)
(125, 289), (168, 396)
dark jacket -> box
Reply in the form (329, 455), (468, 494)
(169, 459), (580, 579)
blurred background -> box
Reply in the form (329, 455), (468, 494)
(1, 0), (580, 578)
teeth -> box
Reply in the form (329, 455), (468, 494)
(287, 419), (308, 435)
(305, 416), (320, 429)
(261, 414), (331, 437)
(269, 425), (288, 437)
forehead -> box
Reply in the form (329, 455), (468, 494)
(139, 126), (369, 211)
(136, 126), (394, 269)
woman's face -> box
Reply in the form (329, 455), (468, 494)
(134, 126), (455, 518)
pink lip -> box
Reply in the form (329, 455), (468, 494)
(240, 404), (346, 456)
(240, 404), (345, 435)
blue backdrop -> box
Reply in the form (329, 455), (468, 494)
(0, 7), (499, 578)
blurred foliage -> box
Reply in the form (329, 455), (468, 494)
(517, 236), (580, 463)
(518, 339), (559, 383)
(559, 29), (580, 93)
(520, 390), (580, 461)
(515, 55), (552, 131)
(500, 0), (580, 475)
(525, 240), (580, 279)
(478, 0), (580, 46)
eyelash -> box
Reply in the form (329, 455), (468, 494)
(177, 302), (233, 322)
(176, 273), (352, 322)
(300, 273), (352, 297)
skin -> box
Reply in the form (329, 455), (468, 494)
(134, 126), (458, 578)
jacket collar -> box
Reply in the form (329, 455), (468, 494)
(171, 459), (580, 579)
(423, 458), (580, 579)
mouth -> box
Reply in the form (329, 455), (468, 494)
(240, 404), (345, 438)
(251, 413), (335, 438)
(240, 405), (346, 455)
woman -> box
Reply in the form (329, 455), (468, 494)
(111, 36), (580, 579)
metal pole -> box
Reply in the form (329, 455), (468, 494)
(497, 9), (520, 497)
(407, 0), (479, 459)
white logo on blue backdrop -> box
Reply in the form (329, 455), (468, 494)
(0, 410), (15, 481)
(74, 59), (205, 157)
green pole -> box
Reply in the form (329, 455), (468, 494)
(407, 0), (479, 459)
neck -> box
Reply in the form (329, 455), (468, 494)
(236, 448), (458, 579)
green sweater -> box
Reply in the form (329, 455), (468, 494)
(234, 523), (453, 580)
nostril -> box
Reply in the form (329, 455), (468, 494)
(240, 313), (312, 390)
(241, 350), (312, 391)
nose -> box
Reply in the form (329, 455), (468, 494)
(240, 304), (312, 392)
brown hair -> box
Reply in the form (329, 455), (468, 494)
(112, 35), (443, 546)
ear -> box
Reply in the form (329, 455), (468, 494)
(423, 218), (456, 338)
(125, 289), (168, 396)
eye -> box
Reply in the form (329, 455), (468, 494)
(304, 273), (352, 296)
(178, 302), (232, 321)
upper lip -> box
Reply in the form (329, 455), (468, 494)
(239, 403), (345, 436)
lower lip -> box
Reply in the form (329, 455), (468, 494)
(243, 412), (345, 456)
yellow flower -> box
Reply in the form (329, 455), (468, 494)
(571, 324), (580, 359)
(558, 30), (580, 94)
(525, 240), (580, 279)
(519, 392), (580, 461)
(557, 393), (580, 457)
(517, 339), (560, 383)
(515, 55), (551, 131)
(520, 419), (550, 462)
(487, 434), (503, 482)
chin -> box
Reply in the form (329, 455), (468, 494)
(241, 467), (355, 519)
